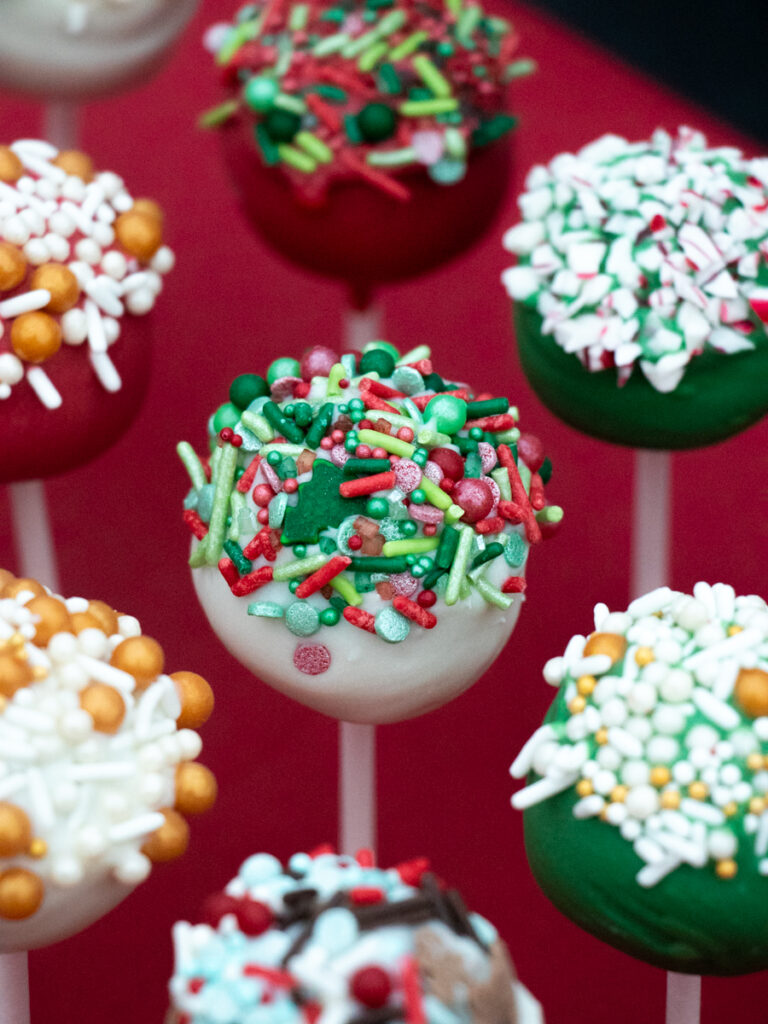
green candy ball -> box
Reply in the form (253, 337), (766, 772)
(212, 402), (241, 432)
(264, 109), (302, 142)
(229, 373), (268, 410)
(320, 607), (340, 626)
(359, 348), (396, 378)
(266, 356), (302, 385)
(243, 75), (279, 113)
(362, 340), (400, 362)
(424, 394), (467, 434)
(357, 102), (397, 142)
(366, 497), (388, 519)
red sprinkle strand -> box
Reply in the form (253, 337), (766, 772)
(356, 848), (376, 867)
(237, 455), (261, 493)
(402, 957), (426, 1024)
(501, 576), (527, 594)
(497, 445), (542, 544)
(395, 857), (430, 886)
(308, 843), (335, 858)
(392, 596), (437, 629)
(231, 566), (273, 596)
(183, 508), (208, 540)
(242, 965), (297, 988)
(411, 389), (470, 411)
(295, 555), (351, 598)
(339, 471), (396, 498)
(305, 92), (342, 131)
(529, 472), (546, 511)
(218, 557), (239, 586)
(343, 606), (376, 632)
(360, 377), (406, 399)
(474, 516), (505, 535)
(349, 886), (384, 905)
(339, 150), (410, 201)
(359, 389), (401, 414)
(465, 413), (516, 432)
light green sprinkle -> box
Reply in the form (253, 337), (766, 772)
(388, 30), (428, 60)
(241, 410), (275, 442)
(295, 131), (333, 163)
(268, 492), (288, 528)
(260, 443), (305, 457)
(457, 4), (481, 41)
(341, 353), (357, 379)
(445, 526), (473, 606)
(375, 607), (411, 643)
(397, 344), (431, 364)
(491, 466), (512, 502)
(273, 553), (328, 582)
(496, 426), (520, 445)
(189, 539), (210, 568)
(203, 443), (239, 565)
(416, 426), (451, 448)
(381, 537), (440, 557)
(444, 127), (467, 158)
(376, 9), (407, 34)
(517, 460), (532, 494)
(247, 601), (285, 618)
(473, 575), (515, 609)
(342, 28), (381, 58)
(412, 55), (453, 98)
(288, 3), (309, 30)
(359, 41), (390, 71)
(445, 0), (462, 14)
(367, 147), (418, 167)
(217, 20), (261, 64)
(418, 477), (452, 511)
(199, 100), (240, 129)
(326, 362), (347, 396)
(357, 429), (415, 458)
(400, 98), (459, 117)
(536, 505), (564, 524)
(228, 491), (246, 541)
(445, 503), (465, 525)
(277, 144), (317, 174)
(177, 441), (207, 491)
(506, 58), (537, 80)
(313, 32), (350, 56)
(285, 601), (321, 637)
(274, 93), (307, 115)
(362, 410), (417, 433)
(329, 573), (363, 606)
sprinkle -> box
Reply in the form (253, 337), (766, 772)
(444, 526), (473, 606)
(381, 537), (439, 557)
(500, 576), (526, 594)
(329, 574), (363, 606)
(247, 602), (285, 618)
(237, 455), (262, 493)
(473, 575), (515, 609)
(231, 566), (274, 596)
(392, 596), (437, 629)
(356, 429), (415, 457)
(295, 556), (352, 598)
(273, 554), (329, 582)
(374, 606), (411, 643)
(182, 509), (208, 540)
(343, 607), (376, 633)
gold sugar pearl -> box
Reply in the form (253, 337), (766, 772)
(749, 797), (765, 815)
(575, 779), (594, 797)
(660, 790), (681, 809)
(0, 868), (44, 920)
(723, 801), (738, 817)
(568, 695), (586, 715)
(28, 838), (47, 859)
(728, 625), (743, 636)
(0, 802), (32, 857)
(80, 683), (126, 734)
(583, 632), (627, 664)
(0, 569), (16, 592)
(0, 242), (27, 292)
(650, 766), (671, 788)
(0, 654), (34, 699)
(0, 146), (23, 183)
(595, 727), (608, 746)
(747, 753), (764, 773)
(87, 600), (119, 636)
(110, 635), (165, 691)
(132, 197), (164, 226)
(635, 646), (655, 667)
(1, 577), (45, 601)
(715, 859), (737, 880)
(10, 311), (62, 364)
(70, 611), (104, 634)
(734, 668), (768, 719)
(141, 809), (189, 863)
(171, 671), (214, 730)
(115, 209), (163, 262)
(610, 785), (628, 803)
(30, 264), (80, 314)
(688, 781), (709, 801)
(26, 595), (73, 647)
(576, 675), (596, 696)
(52, 149), (94, 181)
(174, 762), (217, 816)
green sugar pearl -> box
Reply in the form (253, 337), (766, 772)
(359, 348), (396, 377)
(366, 497), (389, 519)
(320, 607), (341, 626)
(267, 356), (302, 384)
(424, 394), (467, 434)
(264, 110), (302, 142)
(357, 102), (397, 142)
(230, 373), (268, 410)
(213, 402), (241, 432)
(244, 75), (279, 112)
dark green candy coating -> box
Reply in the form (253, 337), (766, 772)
(212, 402), (242, 432)
(264, 109), (302, 142)
(359, 348), (396, 377)
(357, 102), (397, 142)
(514, 304), (768, 450)
(229, 373), (268, 410)
(523, 692), (768, 976)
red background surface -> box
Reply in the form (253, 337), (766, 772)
(1, 3), (767, 1021)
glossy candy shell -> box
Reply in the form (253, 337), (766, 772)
(514, 303), (768, 450)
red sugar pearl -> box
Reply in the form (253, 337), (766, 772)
(283, 478), (298, 493)
(348, 535), (363, 550)
(202, 891), (239, 927)
(350, 966), (392, 1008)
(397, 427), (414, 442)
(359, 419), (373, 430)
(219, 427), (234, 443)
(320, 437), (334, 450)
(355, 444), (372, 458)
(371, 447), (388, 459)
(339, 379), (349, 389)
(231, 434), (243, 448)
(439, 478), (454, 493)
(252, 484), (274, 507)
(423, 524), (437, 536)
(417, 590), (437, 608)
(257, 508), (270, 524)
(331, 429), (345, 444)
(235, 898), (273, 936)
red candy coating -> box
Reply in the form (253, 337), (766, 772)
(202, 892), (239, 928)
(350, 966), (392, 1008)
(517, 433), (545, 472)
(427, 447), (465, 482)
(451, 477), (494, 523)
(235, 898), (273, 936)
(300, 346), (339, 381)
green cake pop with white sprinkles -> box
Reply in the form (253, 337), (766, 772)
(178, 341), (561, 724)
(511, 582), (768, 975)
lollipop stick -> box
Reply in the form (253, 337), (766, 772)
(0, 952), (30, 1024)
(339, 722), (377, 852)
(343, 301), (383, 353)
(665, 973), (701, 1024)
(9, 479), (60, 594)
(45, 100), (79, 149)
(631, 449), (672, 597)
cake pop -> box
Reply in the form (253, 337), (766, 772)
(511, 582), (768, 975)
(0, 138), (175, 483)
(0, 0), (199, 101)
(501, 127), (768, 449)
(0, 569), (216, 952)
(205, 0), (532, 300)
(178, 342), (562, 724)
(166, 847), (544, 1024)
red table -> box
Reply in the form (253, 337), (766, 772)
(0, 3), (766, 1022)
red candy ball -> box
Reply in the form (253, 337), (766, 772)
(300, 346), (339, 381)
(202, 892), (239, 928)
(234, 898), (273, 936)
(517, 432), (545, 472)
(452, 477), (494, 523)
(350, 966), (392, 1008)
(252, 484), (274, 507)
(427, 447), (464, 482)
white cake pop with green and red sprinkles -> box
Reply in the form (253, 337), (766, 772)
(178, 342), (561, 724)
(166, 847), (544, 1024)
(511, 582), (768, 974)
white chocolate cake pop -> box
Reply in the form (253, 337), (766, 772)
(0, 569), (216, 952)
(166, 848), (544, 1024)
(0, 0), (199, 100)
(178, 342), (562, 724)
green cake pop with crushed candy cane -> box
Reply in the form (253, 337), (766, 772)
(511, 581), (768, 975)
(501, 127), (768, 449)
(178, 342), (561, 724)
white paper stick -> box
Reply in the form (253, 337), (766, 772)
(339, 721), (376, 853)
(0, 952), (30, 1024)
(665, 972), (701, 1024)
(343, 303), (383, 353)
(9, 479), (60, 594)
(45, 101), (79, 150)
(631, 449), (672, 598)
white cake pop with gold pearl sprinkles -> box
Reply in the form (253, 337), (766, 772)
(0, 568), (216, 952)
(512, 582), (768, 975)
